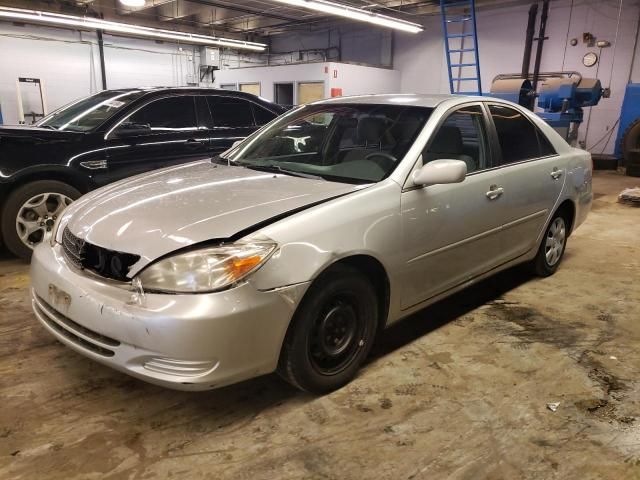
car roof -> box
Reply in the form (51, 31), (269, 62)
(315, 93), (492, 108)
(99, 87), (283, 107)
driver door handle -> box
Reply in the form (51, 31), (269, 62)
(486, 185), (504, 200)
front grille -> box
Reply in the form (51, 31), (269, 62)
(62, 226), (84, 269)
(61, 227), (140, 282)
(33, 294), (120, 357)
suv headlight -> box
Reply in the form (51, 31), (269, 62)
(137, 241), (277, 293)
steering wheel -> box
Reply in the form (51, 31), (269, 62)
(365, 152), (398, 170)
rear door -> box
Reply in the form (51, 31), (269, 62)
(101, 95), (208, 184)
(206, 96), (259, 154)
(485, 103), (564, 260)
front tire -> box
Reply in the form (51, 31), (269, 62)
(1, 180), (80, 260)
(278, 265), (378, 394)
(531, 212), (568, 277)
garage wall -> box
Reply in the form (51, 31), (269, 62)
(395, 0), (640, 154)
(213, 62), (401, 103)
(0, 22), (194, 125)
(329, 63), (401, 97)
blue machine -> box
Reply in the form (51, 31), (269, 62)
(614, 83), (640, 158)
(490, 73), (605, 144)
(537, 77), (603, 128)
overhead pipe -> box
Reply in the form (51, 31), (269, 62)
(521, 4), (538, 77)
(96, 28), (107, 90)
(531, 0), (550, 92)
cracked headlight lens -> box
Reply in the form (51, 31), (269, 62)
(137, 241), (276, 293)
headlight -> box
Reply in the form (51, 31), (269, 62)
(137, 241), (276, 293)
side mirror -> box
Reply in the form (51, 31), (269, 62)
(115, 122), (152, 138)
(412, 159), (467, 187)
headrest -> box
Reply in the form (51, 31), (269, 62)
(429, 125), (464, 154)
(357, 117), (387, 144)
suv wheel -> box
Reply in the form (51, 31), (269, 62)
(2, 181), (80, 260)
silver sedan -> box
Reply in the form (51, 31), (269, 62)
(30, 94), (592, 393)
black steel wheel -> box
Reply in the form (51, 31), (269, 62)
(278, 265), (378, 394)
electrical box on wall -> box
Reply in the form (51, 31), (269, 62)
(200, 47), (220, 68)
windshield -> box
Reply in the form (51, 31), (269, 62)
(226, 103), (432, 184)
(37, 90), (146, 132)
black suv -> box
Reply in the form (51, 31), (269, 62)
(0, 87), (286, 259)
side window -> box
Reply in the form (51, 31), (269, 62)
(488, 104), (553, 165)
(424, 105), (488, 173)
(252, 104), (277, 126)
(207, 96), (255, 128)
(195, 96), (214, 129)
(126, 96), (196, 131)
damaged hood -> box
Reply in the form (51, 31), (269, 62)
(65, 160), (361, 265)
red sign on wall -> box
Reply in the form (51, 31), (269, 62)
(331, 88), (343, 97)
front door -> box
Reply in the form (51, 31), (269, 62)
(399, 104), (507, 309)
(99, 95), (208, 185)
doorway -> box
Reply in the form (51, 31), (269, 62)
(274, 83), (294, 107)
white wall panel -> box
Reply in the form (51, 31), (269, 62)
(0, 22), (194, 125)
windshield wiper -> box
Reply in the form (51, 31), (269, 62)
(38, 125), (58, 130)
(243, 164), (324, 180)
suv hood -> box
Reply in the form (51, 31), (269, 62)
(0, 125), (78, 141)
(66, 160), (362, 265)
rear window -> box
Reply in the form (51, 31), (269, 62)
(207, 96), (255, 128)
(488, 104), (556, 165)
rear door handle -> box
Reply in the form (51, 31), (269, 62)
(185, 138), (205, 149)
(486, 185), (504, 200)
(551, 168), (563, 180)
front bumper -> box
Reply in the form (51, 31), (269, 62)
(30, 243), (309, 391)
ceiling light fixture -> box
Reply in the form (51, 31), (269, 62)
(270, 0), (423, 33)
(0, 6), (267, 51)
(119, 0), (146, 7)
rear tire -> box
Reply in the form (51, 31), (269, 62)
(278, 265), (378, 394)
(530, 212), (569, 277)
(1, 180), (80, 260)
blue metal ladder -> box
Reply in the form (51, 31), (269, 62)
(440, 0), (482, 95)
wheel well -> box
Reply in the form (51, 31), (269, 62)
(555, 200), (576, 234)
(3, 171), (90, 200)
(330, 255), (391, 332)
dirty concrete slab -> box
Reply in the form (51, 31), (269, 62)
(1, 170), (639, 480)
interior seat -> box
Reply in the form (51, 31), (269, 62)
(340, 117), (390, 163)
(423, 125), (476, 172)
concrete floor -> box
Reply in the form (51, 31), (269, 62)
(0, 171), (639, 480)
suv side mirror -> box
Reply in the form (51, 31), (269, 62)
(115, 122), (152, 137)
(412, 158), (467, 187)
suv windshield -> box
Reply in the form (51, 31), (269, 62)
(226, 103), (432, 184)
(37, 90), (146, 132)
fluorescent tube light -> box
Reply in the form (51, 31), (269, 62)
(0, 6), (267, 51)
(270, 0), (423, 33)
(120, 0), (146, 7)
